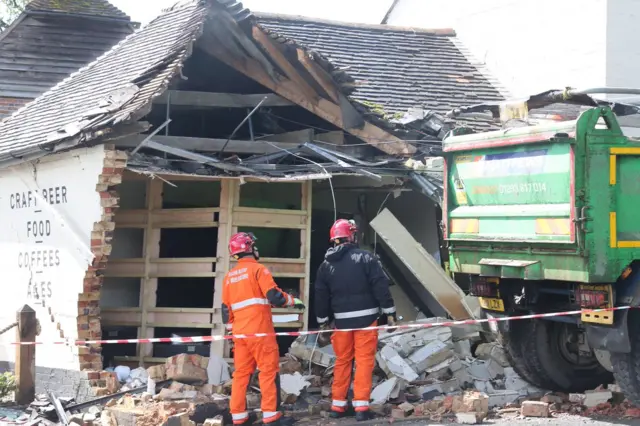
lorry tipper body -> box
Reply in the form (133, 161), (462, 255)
(443, 106), (640, 401)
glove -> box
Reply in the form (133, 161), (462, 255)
(293, 297), (306, 310)
(386, 313), (397, 329)
(317, 322), (332, 348)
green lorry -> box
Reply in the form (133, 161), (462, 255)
(443, 106), (640, 402)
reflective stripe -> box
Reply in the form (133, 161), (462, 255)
(332, 400), (347, 407)
(317, 316), (329, 324)
(231, 298), (269, 310)
(232, 413), (248, 420)
(353, 400), (369, 407)
(334, 307), (380, 319)
(262, 411), (281, 422)
(286, 294), (294, 306)
(381, 306), (396, 314)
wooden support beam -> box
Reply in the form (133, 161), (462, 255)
(116, 135), (299, 155)
(213, 180), (237, 357)
(138, 179), (162, 363)
(201, 32), (415, 156)
(250, 26), (318, 101)
(153, 91), (293, 108)
(296, 49), (339, 103)
(301, 181), (313, 330)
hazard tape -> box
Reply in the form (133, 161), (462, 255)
(2, 306), (632, 346)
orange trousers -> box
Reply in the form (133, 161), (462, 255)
(230, 336), (282, 424)
(330, 321), (378, 413)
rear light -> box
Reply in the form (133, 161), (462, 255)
(471, 278), (499, 298)
(574, 286), (611, 309)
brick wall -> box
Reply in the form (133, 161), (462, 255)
(0, 96), (30, 119)
(77, 145), (127, 393)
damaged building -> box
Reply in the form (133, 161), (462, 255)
(0, 0), (504, 399)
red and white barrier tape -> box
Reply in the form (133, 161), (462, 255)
(5, 306), (632, 346)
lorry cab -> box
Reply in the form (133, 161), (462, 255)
(443, 106), (640, 399)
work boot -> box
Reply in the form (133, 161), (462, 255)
(355, 410), (375, 422)
(237, 412), (257, 426)
(329, 410), (345, 419)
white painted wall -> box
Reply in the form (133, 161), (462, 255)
(0, 146), (105, 370)
(386, 0), (608, 97)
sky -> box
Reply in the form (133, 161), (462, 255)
(109, 0), (393, 25)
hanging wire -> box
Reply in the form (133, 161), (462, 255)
(263, 141), (337, 222)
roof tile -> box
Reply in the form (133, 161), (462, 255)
(26, 0), (130, 20)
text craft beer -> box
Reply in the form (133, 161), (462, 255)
(8, 185), (69, 304)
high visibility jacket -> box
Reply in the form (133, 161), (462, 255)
(222, 257), (296, 334)
(315, 244), (396, 330)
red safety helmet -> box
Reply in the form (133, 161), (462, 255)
(329, 219), (357, 243)
(228, 232), (257, 257)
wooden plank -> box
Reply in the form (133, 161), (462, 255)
(116, 134), (301, 155)
(301, 181), (313, 330)
(153, 90), (293, 107)
(105, 258), (217, 278)
(230, 257), (306, 276)
(200, 35), (415, 156)
(315, 131), (345, 145)
(139, 179), (163, 362)
(233, 207), (308, 229)
(114, 208), (220, 228)
(265, 129), (313, 143)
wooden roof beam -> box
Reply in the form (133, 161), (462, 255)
(153, 90), (293, 108)
(200, 24), (415, 156)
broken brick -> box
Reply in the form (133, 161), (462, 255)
(521, 401), (549, 417)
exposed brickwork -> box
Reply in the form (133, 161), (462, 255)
(77, 145), (127, 387)
(0, 96), (30, 119)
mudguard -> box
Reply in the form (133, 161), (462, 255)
(586, 263), (640, 354)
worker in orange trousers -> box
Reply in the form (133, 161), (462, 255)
(315, 219), (397, 421)
(222, 232), (305, 426)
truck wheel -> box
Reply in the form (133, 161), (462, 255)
(529, 319), (613, 392)
(611, 311), (640, 405)
(499, 319), (558, 389)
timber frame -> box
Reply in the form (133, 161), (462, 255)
(102, 173), (312, 363)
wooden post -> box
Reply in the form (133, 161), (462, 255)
(15, 305), (36, 405)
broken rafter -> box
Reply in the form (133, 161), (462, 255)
(153, 90), (294, 108)
(201, 22), (415, 156)
(251, 26), (319, 101)
(296, 49), (339, 103)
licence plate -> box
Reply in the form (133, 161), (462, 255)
(479, 297), (505, 312)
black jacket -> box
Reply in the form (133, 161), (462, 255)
(314, 244), (396, 330)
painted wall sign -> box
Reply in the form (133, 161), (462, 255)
(0, 146), (105, 369)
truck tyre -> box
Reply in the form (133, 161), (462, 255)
(529, 319), (613, 392)
(499, 319), (558, 389)
(611, 311), (640, 405)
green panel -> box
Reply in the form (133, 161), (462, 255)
(443, 107), (640, 283)
(448, 143), (572, 242)
(616, 156), (640, 241)
(450, 143), (571, 206)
